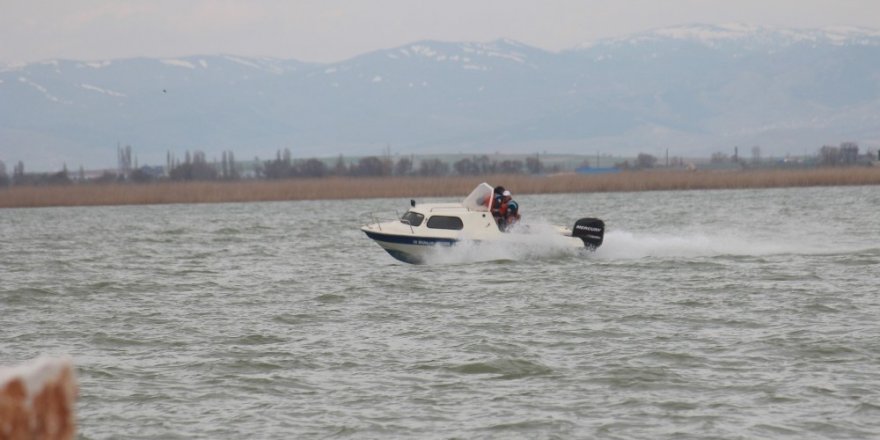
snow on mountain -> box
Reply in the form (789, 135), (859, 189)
(2, 26), (880, 171)
(16, 76), (68, 104)
(160, 58), (197, 69)
(80, 60), (113, 69)
(581, 24), (880, 49)
(80, 83), (126, 97)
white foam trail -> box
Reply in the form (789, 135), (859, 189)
(593, 230), (839, 260)
(419, 222), (866, 265)
(422, 220), (581, 265)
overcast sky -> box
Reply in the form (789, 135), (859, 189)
(2, 0), (878, 64)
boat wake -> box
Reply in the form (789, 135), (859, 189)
(420, 227), (868, 265)
(593, 230), (862, 260)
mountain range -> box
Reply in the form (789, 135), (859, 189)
(2, 24), (879, 171)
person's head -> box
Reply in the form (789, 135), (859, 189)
(502, 190), (512, 200)
(494, 186), (506, 196)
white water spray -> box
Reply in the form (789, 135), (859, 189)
(421, 219), (583, 265)
(593, 229), (855, 260)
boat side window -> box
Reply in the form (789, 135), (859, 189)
(400, 211), (424, 227)
(426, 215), (464, 230)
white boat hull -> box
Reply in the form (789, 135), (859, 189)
(361, 228), (457, 264)
(361, 222), (594, 264)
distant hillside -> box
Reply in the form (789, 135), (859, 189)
(2, 24), (879, 171)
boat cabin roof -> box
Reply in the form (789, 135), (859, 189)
(409, 182), (495, 215)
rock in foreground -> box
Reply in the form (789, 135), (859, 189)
(0, 357), (77, 440)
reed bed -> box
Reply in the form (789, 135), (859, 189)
(1, 167), (878, 208)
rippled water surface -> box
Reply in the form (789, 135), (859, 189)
(2, 186), (880, 439)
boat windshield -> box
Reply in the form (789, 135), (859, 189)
(400, 211), (424, 227)
(462, 182), (494, 212)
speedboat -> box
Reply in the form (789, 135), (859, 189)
(361, 182), (604, 264)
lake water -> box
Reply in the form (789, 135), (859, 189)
(2, 186), (879, 439)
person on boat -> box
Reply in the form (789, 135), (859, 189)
(490, 186), (506, 222)
(502, 190), (521, 229)
(496, 190), (520, 231)
(492, 186), (505, 208)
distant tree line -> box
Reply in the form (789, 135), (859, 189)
(253, 149), (552, 180)
(614, 153), (659, 170)
(3, 143), (876, 187)
(704, 142), (877, 168)
(0, 148), (556, 186)
(817, 142), (875, 166)
(0, 160), (73, 186)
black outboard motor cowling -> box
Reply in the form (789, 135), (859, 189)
(572, 218), (605, 249)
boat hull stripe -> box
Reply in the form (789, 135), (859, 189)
(362, 230), (457, 246)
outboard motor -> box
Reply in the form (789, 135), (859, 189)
(572, 218), (605, 249)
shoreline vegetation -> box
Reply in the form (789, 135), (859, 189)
(1, 167), (878, 209)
